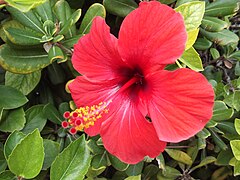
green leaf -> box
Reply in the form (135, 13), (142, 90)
(34, 0), (54, 22)
(205, 0), (239, 17)
(0, 170), (16, 180)
(0, 85), (28, 110)
(43, 103), (63, 125)
(211, 101), (234, 121)
(175, 1), (205, 32)
(4, 131), (26, 160)
(201, 16), (228, 32)
(125, 161), (144, 176)
(210, 48), (220, 60)
(5, 71), (41, 95)
(235, 118), (240, 135)
(6, 6), (45, 34)
(216, 149), (234, 166)
(108, 153), (129, 171)
(79, 3), (106, 34)
(210, 129), (228, 150)
(142, 164), (159, 179)
(53, 0), (77, 38)
(179, 47), (203, 71)
(186, 28), (199, 50)
(8, 129), (44, 179)
(200, 28), (239, 46)
(190, 156), (216, 172)
(5, 0), (46, 12)
(194, 38), (212, 51)
(42, 139), (60, 170)
(58, 9), (81, 36)
(162, 166), (181, 179)
(103, 0), (138, 17)
(0, 45), (50, 74)
(233, 90), (240, 111)
(124, 175), (141, 180)
(156, 154), (165, 170)
(165, 149), (193, 165)
(233, 160), (240, 176)
(3, 26), (43, 46)
(230, 140), (240, 161)
(48, 45), (67, 63)
(50, 135), (91, 180)
(0, 149), (7, 173)
(0, 108), (25, 132)
(61, 34), (82, 48)
(21, 105), (47, 134)
(91, 151), (109, 169)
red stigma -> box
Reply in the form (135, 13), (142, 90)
(63, 111), (70, 119)
(61, 121), (69, 128)
(75, 119), (81, 126)
(69, 127), (77, 135)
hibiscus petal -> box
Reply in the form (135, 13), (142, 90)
(146, 69), (214, 142)
(118, 1), (187, 70)
(72, 17), (126, 81)
(100, 93), (166, 164)
(68, 76), (119, 136)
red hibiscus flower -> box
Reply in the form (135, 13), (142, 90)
(64, 1), (214, 164)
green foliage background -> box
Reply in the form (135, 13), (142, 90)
(0, 0), (239, 179)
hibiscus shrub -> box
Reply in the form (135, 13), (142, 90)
(0, 0), (239, 179)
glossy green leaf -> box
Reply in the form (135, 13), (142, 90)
(216, 149), (234, 166)
(103, 0), (138, 17)
(162, 166), (181, 179)
(235, 118), (240, 135)
(6, 7), (45, 34)
(0, 108), (25, 132)
(86, 166), (106, 178)
(0, 149), (7, 173)
(5, 0), (46, 12)
(165, 149), (192, 165)
(42, 139), (60, 170)
(0, 45), (49, 74)
(201, 16), (228, 32)
(125, 161), (144, 176)
(79, 3), (105, 34)
(205, 0), (239, 17)
(179, 47), (203, 71)
(142, 164), (159, 179)
(194, 38), (212, 50)
(91, 151), (109, 169)
(210, 48), (220, 60)
(43, 103), (63, 125)
(230, 140), (240, 161)
(48, 45), (67, 63)
(186, 28), (199, 50)
(4, 131), (26, 160)
(233, 90), (240, 111)
(200, 28), (239, 46)
(210, 129), (228, 150)
(190, 156), (216, 172)
(34, 0), (53, 22)
(197, 128), (211, 139)
(0, 171), (16, 180)
(8, 129), (44, 179)
(175, 1), (205, 32)
(50, 135), (91, 180)
(58, 9), (81, 36)
(3, 26), (42, 45)
(5, 71), (41, 95)
(211, 101), (234, 121)
(54, 0), (77, 38)
(217, 122), (237, 135)
(0, 85), (28, 110)
(61, 34), (82, 48)
(124, 175), (141, 180)
(108, 153), (129, 171)
(21, 105), (47, 134)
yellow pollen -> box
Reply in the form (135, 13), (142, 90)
(64, 101), (110, 133)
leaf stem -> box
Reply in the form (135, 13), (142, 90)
(176, 60), (183, 68)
